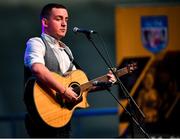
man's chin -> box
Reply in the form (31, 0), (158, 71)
(57, 34), (66, 39)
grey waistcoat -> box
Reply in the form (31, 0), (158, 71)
(41, 37), (74, 75)
(24, 37), (75, 84)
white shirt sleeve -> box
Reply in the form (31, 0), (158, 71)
(24, 37), (46, 69)
(72, 65), (76, 70)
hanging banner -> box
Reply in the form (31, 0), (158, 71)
(141, 16), (168, 53)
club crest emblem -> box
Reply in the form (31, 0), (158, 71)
(141, 16), (168, 53)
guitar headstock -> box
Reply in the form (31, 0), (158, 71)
(127, 62), (137, 73)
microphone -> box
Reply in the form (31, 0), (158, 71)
(73, 27), (97, 34)
(92, 81), (112, 88)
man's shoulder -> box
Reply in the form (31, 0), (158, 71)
(26, 36), (44, 46)
(27, 36), (42, 43)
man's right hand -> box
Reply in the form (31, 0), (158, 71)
(62, 87), (79, 102)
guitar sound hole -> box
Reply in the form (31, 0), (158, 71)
(69, 82), (81, 97)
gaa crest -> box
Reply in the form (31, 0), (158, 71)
(141, 16), (168, 53)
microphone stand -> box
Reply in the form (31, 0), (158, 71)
(84, 33), (150, 138)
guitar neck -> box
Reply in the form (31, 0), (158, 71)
(80, 67), (129, 92)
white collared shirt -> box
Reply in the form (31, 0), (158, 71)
(24, 33), (76, 74)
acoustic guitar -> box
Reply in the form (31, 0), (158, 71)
(24, 63), (137, 128)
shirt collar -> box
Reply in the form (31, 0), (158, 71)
(41, 33), (66, 49)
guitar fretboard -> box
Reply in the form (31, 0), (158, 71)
(80, 67), (128, 92)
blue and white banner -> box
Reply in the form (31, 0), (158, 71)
(141, 16), (168, 53)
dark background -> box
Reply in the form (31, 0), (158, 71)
(0, 0), (179, 137)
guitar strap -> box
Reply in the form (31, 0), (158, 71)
(64, 48), (82, 70)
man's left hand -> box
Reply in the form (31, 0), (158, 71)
(107, 70), (117, 84)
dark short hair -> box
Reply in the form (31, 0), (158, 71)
(40, 3), (67, 20)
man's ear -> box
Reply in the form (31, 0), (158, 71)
(42, 18), (48, 27)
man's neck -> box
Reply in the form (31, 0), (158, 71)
(42, 31), (62, 40)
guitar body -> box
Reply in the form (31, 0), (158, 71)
(24, 63), (137, 128)
(24, 70), (89, 128)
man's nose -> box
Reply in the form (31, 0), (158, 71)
(61, 19), (67, 26)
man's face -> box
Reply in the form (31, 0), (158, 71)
(44, 8), (68, 39)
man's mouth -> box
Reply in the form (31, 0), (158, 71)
(60, 29), (66, 32)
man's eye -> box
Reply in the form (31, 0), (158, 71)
(56, 18), (61, 21)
